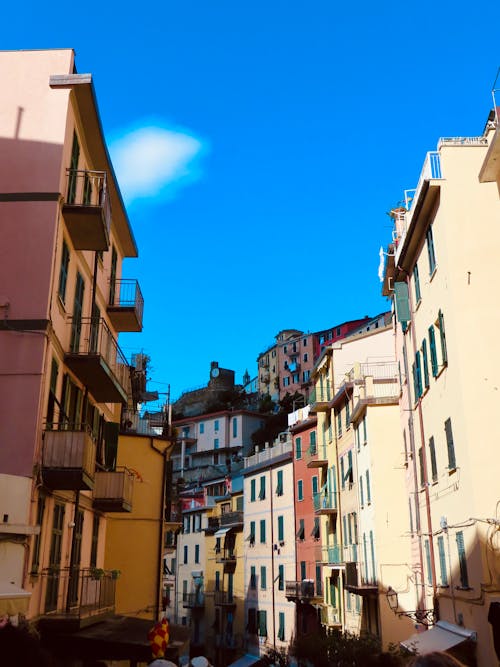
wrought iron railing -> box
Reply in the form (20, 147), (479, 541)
(313, 491), (337, 512)
(108, 279), (144, 326)
(40, 566), (116, 616)
(65, 169), (111, 232)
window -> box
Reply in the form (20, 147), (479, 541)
(46, 358), (59, 427)
(232, 417), (238, 438)
(90, 514), (99, 568)
(413, 351), (423, 401)
(213, 453), (219, 465)
(345, 401), (350, 428)
(300, 561), (306, 581)
(429, 436), (438, 482)
(297, 519), (305, 541)
(456, 531), (469, 588)
(248, 608), (257, 634)
(293, 373), (299, 383)
(249, 521), (256, 545)
(303, 337), (308, 346)
(250, 479), (256, 502)
(250, 566), (256, 589)
(362, 416), (367, 443)
(429, 325), (438, 376)
(310, 430), (316, 453)
(303, 353), (308, 362)
(260, 566), (267, 589)
(438, 310), (448, 366)
(422, 339), (430, 388)
(31, 494), (46, 573)
(214, 420), (219, 431)
(369, 531), (376, 583)
(183, 545), (188, 564)
(258, 610), (267, 637)
(199, 423), (204, 434)
(283, 376), (290, 387)
(296, 436), (302, 459)
(297, 479), (303, 501)
(413, 263), (421, 303)
(260, 519), (266, 543)
(278, 564), (284, 590)
(58, 240), (70, 303)
(259, 476), (266, 500)
(315, 563), (322, 596)
(70, 272), (85, 353)
(67, 132), (80, 203)
(438, 535), (448, 585)
(278, 515), (284, 542)
(426, 225), (437, 274)
(409, 497), (414, 534)
(340, 456), (345, 490)
(276, 470), (283, 496)
(337, 411), (342, 437)
(366, 470), (371, 503)
(312, 476), (318, 497)
(215, 571), (220, 591)
(424, 539), (433, 585)
(418, 447), (425, 488)
(195, 544), (199, 564)
(278, 612), (285, 641)
(214, 438), (219, 449)
(312, 517), (320, 540)
(359, 476), (364, 507)
(182, 580), (188, 602)
(303, 370), (310, 382)
(444, 418), (456, 470)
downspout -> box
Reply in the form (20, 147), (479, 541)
(150, 436), (169, 620)
(270, 464), (276, 653)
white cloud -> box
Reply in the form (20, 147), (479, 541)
(109, 124), (206, 204)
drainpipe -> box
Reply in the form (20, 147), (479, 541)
(270, 464), (276, 653)
(403, 270), (438, 607)
(151, 437), (168, 620)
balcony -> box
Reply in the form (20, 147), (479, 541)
(321, 604), (342, 627)
(308, 385), (331, 414)
(65, 317), (130, 404)
(62, 169), (111, 251)
(216, 548), (237, 565)
(285, 580), (322, 603)
(307, 443), (328, 469)
(286, 361), (300, 373)
(313, 491), (337, 516)
(107, 279), (144, 332)
(38, 567), (116, 631)
(214, 591), (236, 607)
(183, 592), (205, 609)
(344, 561), (377, 595)
(42, 427), (96, 490)
(93, 467), (134, 512)
(220, 511), (243, 529)
(322, 545), (342, 566)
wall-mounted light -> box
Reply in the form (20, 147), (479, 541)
(385, 586), (436, 627)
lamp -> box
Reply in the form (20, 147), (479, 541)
(385, 586), (436, 627)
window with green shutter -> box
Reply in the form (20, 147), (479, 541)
(425, 539), (433, 585)
(248, 608), (257, 634)
(429, 325), (438, 376)
(296, 436), (302, 459)
(297, 518), (305, 540)
(297, 479), (303, 501)
(259, 476), (266, 500)
(345, 400), (350, 428)
(438, 310), (448, 366)
(258, 610), (267, 637)
(249, 567), (256, 589)
(250, 479), (256, 502)
(249, 521), (256, 545)
(278, 564), (284, 590)
(276, 469), (283, 496)
(394, 281), (411, 323)
(408, 497), (414, 534)
(260, 566), (266, 589)
(310, 430), (316, 454)
(444, 418), (456, 470)
(278, 515), (284, 542)
(260, 519), (266, 543)
(456, 531), (469, 588)
(312, 517), (320, 540)
(58, 240), (70, 304)
(31, 494), (46, 573)
(300, 561), (306, 580)
(418, 447), (425, 487)
(366, 470), (371, 503)
(429, 436), (438, 482)
(359, 476), (364, 507)
(278, 612), (285, 641)
(413, 263), (421, 303)
(437, 535), (448, 585)
(422, 339), (430, 388)
(426, 225), (437, 274)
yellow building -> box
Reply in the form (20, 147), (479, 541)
(383, 123), (500, 665)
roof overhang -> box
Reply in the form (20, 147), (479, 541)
(479, 125), (500, 183)
(49, 74), (138, 258)
(214, 527), (232, 538)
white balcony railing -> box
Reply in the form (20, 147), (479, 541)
(244, 441), (292, 468)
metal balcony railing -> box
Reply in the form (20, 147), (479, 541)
(40, 566), (116, 620)
(220, 511), (243, 527)
(183, 592), (205, 609)
(216, 548), (237, 563)
(65, 317), (130, 403)
(322, 545), (342, 565)
(214, 591), (235, 606)
(107, 279), (144, 332)
(285, 580), (319, 601)
(313, 491), (337, 514)
(63, 169), (111, 250)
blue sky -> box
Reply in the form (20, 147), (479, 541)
(4, 2), (500, 402)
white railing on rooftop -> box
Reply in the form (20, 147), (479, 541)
(244, 441), (292, 468)
(437, 136), (488, 148)
(348, 362), (398, 381)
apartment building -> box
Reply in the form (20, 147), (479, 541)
(0, 47), (149, 654)
(287, 409), (324, 635)
(243, 441), (296, 659)
(382, 121), (500, 665)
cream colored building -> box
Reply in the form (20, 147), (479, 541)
(382, 122), (500, 665)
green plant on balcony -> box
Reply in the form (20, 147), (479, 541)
(90, 567), (105, 580)
(111, 569), (121, 580)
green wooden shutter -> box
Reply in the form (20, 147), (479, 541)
(418, 447), (425, 487)
(413, 264), (421, 302)
(456, 531), (469, 588)
(438, 535), (448, 585)
(424, 539), (433, 585)
(438, 310), (448, 365)
(260, 566), (266, 589)
(278, 612), (285, 641)
(394, 281), (411, 323)
(260, 519), (266, 543)
(429, 436), (438, 482)
(250, 479), (256, 502)
(444, 418), (456, 470)
(104, 422), (119, 470)
(429, 326), (438, 376)
(422, 339), (430, 388)
(278, 515), (284, 542)
(366, 470), (371, 503)
(278, 564), (284, 590)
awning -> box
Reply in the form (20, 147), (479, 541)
(0, 582), (31, 616)
(401, 620), (477, 653)
(228, 653), (260, 667)
(214, 527), (231, 538)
